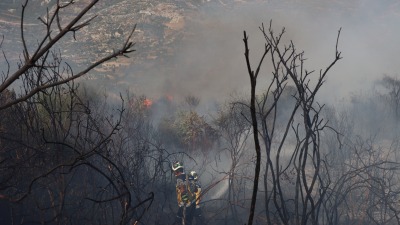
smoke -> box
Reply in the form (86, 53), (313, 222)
(121, 0), (400, 107)
(209, 179), (229, 200)
(139, 1), (400, 204)
(5, 0), (399, 108)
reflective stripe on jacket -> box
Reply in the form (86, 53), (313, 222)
(176, 173), (196, 204)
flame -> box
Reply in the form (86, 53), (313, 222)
(143, 98), (153, 108)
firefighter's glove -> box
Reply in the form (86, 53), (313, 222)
(186, 202), (191, 207)
(196, 205), (200, 209)
(178, 202), (184, 207)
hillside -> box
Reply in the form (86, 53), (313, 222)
(1, 0), (400, 100)
(0, 0), (202, 66)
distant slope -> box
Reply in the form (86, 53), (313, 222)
(1, 0), (399, 91)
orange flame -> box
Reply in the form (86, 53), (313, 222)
(143, 98), (153, 108)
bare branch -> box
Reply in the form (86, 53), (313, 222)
(0, 0), (100, 94)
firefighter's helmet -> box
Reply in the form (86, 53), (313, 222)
(172, 161), (184, 172)
(189, 171), (198, 181)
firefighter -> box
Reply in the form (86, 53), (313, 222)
(188, 171), (205, 225)
(172, 161), (196, 225)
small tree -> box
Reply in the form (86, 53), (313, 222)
(0, 0), (135, 109)
(243, 22), (342, 225)
(378, 75), (400, 120)
(215, 98), (253, 224)
(0, 1), (144, 224)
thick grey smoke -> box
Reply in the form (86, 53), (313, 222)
(124, 0), (400, 106)
(3, 1), (399, 107)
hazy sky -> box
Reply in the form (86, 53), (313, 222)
(2, 0), (399, 108)
(127, 0), (400, 106)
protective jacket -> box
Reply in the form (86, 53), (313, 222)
(175, 173), (196, 205)
(191, 180), (202, 206)
(190, 179), (205, 225)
